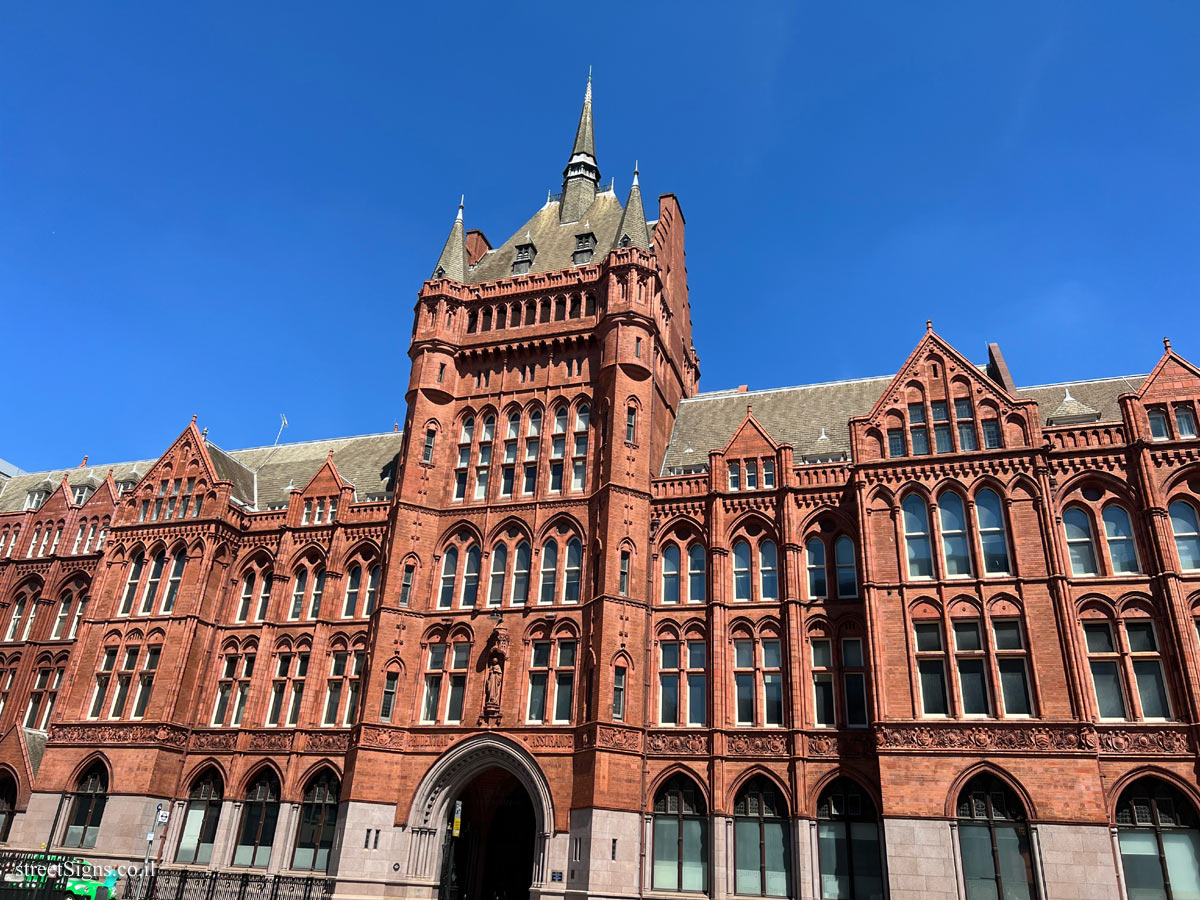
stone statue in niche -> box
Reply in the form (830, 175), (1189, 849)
(479, 622), (509, 727)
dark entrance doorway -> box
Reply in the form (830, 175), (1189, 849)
(437, 766), (536, 900)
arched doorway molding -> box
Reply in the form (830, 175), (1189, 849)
(404, 734), (554, 887)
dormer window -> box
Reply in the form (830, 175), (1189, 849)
(24, 490), (48, 511)
(72, 485), (92, 505)
(512, 243), (537, 276)
(572, 233), (597, 265)
(117, 481), (135, 496)
(618, 234), (632, 248)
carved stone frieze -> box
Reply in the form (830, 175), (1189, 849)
(304, 730), (350, 753)
(49, 723), (189, 749)
(726, 732), (788, 756)
(646, 731), (710, 755)
(245, 731), (293, 751)
(190, 729), (238, 751)
(875, 722), (1101, 753)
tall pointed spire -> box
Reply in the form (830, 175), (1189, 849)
(614, 162), (650, 250)
(561, 72), (600, 223)
(432, 196), (467, 281)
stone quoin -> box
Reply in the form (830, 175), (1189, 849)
(1, 78), (1200, 900)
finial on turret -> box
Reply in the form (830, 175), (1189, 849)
(633, 160), (639, 186)
(586, 66), (592, 103)
(456, 196), (464, 221)
(1164, 336), (1172, 352)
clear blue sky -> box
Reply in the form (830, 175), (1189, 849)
(3, 2), (1198, 470)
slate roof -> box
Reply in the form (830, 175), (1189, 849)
(0, 432), (405, 514)
(463, 190), (630, 284)
(660, 373), (1147, 474)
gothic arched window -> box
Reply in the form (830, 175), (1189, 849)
(64, 763), (107, 848)
(176, 769), (222, 864)
(956, 774), (1039, 899)
(734, 776), (789, 896)
(817, 776), (884, 900)
(652, 774), (708, 892)
(233, 770), (280, 867)
(292, 770), (340, 871)
(1116, 776), (1200, 899)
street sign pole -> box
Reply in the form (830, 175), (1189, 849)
(134, 803), (166, 900)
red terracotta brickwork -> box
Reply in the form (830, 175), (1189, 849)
(0, 84), (1197, 900)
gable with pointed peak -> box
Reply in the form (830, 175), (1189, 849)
(853, 328), (1042, 460)
(81, 472), (119, 510)
(1136, 343), (1200, 404)
(715, 406), (782, 461)
(300, 452), (352, 496)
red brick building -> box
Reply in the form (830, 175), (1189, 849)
(1, 80), (1200, 900)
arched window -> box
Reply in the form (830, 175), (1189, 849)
(162, 547), (187, 613)
(512, 542), (531, 605)
(956, 774), (1039, 899)
(902, 495), (933, 578)
(234, 770), (280, 867)
(652, 774), (708, 892)
(461, 545), (481, 607)
(438, 547), (459, 609)
(119, 552), (145, 615)
(807, 538), (827, 598)
(1064, 507), (1099, 576)
(576, 404), (590, 431)
(554, 406), (568, 435)
(289, 569), (308, 620)
(662, 544), (681, 605)
(302, 568), (322, 618)
(488, 544), (508, 606)
(342, 565), (361, 617)
(938, 493), (972, 577)
(4, 595), (27, 643)
(835, 537), (857, 598)
(564, 539), (582, 604)
(364, 565), (380, 615)
(975, 489), (1011, 575)
(733, 541), (752, 601)
(1170, 500), (1200, 571)
(734, 776), (790, 896)
(528, 409), (542, 437)
(237, 573), (255, 622)
(1116, 777), (1200, 899)
(759, 541), (778, 600)
(64, 763), (107, 848)
(292, 770), (340, 871)
(1103, 505), (1140, 574)
(255, 572), (272, 622)
(460, 416), (475, 443)
(539, 541), (558, 605)
(176, 769), (222, 864)
(816, 777), (884, 900)
(140, 550), (167, 614)
(688, 545), (706, 604)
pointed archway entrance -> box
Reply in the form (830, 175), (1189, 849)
(404, 735), (554, 898)
(438, 766), (536, 900)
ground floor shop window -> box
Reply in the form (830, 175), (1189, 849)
(816, 776), (884, 900)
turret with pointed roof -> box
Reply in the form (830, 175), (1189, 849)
(614, 164), (650, 250)
(560, 74), (600, 223)
(432, 197), (467, 281)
